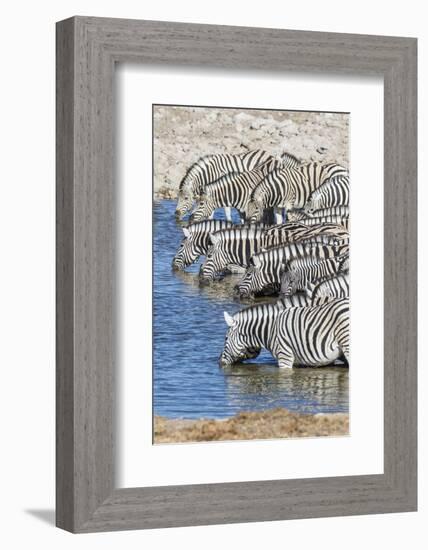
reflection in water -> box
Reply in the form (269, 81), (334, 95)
(153, 200), (349, 419)
(222, 365), (348, 414)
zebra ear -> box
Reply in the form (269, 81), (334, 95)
(224, 311), (235, 327)
(182, 227), (190, 238)
(252, 255), (261, 268)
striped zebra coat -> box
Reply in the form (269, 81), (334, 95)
(262, 222), (349, 249)
(294, 214), (350, 231)
(189, 158), (282, 223)
(304, 175), (350, 214)
(172, 219), (234, 270)
(309, 273), (350, 301)
(246, 162), (348, 222)
(198, 221), (345, 282)
(175, 150), (300, 219)
(280, 254), (348, 296)
(219, 298), (349, 368)
(288, 205), (350, 221)
(199, 224), (268, 281)
(235, 241), (348, 298)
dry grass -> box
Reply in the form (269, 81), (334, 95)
(154, 407), (349, 444)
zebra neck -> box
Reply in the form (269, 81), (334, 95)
(246, 304), (280, 350)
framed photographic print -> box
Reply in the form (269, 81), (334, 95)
(56, 17), (417, 532)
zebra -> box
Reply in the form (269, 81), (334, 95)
(280, 253), (348, 296)
(188, 157), (282, 224)
(199, 224), (268, 282)
(235, 241), (348, 298)
(175, 150), (300, 220)
(309, 273), (350, 301)
(218, 298), (305, 364)
(295, 215), (350, 231)
(262, 222), (349, 249)
(304, 175), (350, 214)
(288, 205), (349, 221)
(246, 162), (348, 222)
(171, 219), (234, 270)
(219, 298), (349, 368)
(198, 220), (341, 282)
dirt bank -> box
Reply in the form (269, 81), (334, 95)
(154, 407), (349, 443)
(153, 105), (349, 200)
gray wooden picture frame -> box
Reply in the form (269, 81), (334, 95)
(56, 16), (417, 533)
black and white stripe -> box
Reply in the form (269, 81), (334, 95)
(235, 241), (348, 298)
(219, 298), (349, 368)
(262, 221), (349, 248)
(189, 158), (282, 223)
(288, 205), (349, 221)
(246, 162), (348, 222)
(172, 219), (234, 270)
(304, 175), (350, 214)
(309, 273), (350, 301)
(175, 150), (299, 219)
(199, 224), (268, 281)
(280, 254), (348, 296)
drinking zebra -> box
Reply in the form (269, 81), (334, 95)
(246, 162), (348, 222)
(198, 221), (343, 282)
(172, 219), (234, 270)
(199, 224), (268, 281)
(219, 298), (349, 368)
(304, 175), (350, 214)
(262, 222), (349, 249)
(280, 254), (348, 296)
(175, 150), (301, 220)
(189, 157), (282, 224)
(235, 241), (348, 298)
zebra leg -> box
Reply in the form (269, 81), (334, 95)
(224, 206), (232, 222)
(336, 330), (350, 364)
(274, 207), (283, 224)
(273, 346), (295, 369)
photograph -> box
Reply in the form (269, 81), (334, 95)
(152, 104), (350, 444)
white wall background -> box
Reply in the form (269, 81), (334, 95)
(0, 1), (424, 548)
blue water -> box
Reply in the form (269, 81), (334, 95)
(153, 200), (349, 419)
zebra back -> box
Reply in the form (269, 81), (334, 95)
(280, 255), (345, 296)
(309, 273), (350, 301)
(305, 174), (350, 213)
(275, 298), (349, 367)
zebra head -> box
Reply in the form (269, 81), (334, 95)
(245, 199), (264, 222)
(199, 233), (223, 282)
(234, 255), (266, 298)
(188, 192), (214, 224)
(175, 185), (195, 219)
(287, 209), (307, 221)
(172, 226), (197, 270)
(304, 194), (320, 215)
(280, 271), (298, 297)
(219, 311), (261, 366)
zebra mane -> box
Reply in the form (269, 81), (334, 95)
(178, 153), (231, 191)
(280, 151), (301, 168)
(233, 301), (279, 321)
(179, 149), (267, 191)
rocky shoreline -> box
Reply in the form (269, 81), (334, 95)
(153, 105), (349, 200)
(154, 407), (349, 444)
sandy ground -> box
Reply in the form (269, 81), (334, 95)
(154, 407), (349, 443)
(153, 105), (349, 199)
